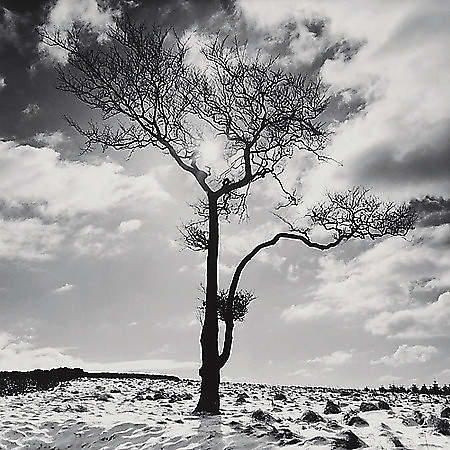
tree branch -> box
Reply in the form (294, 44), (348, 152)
(218, 187), (416, 367)
(218, 230), (346, 367)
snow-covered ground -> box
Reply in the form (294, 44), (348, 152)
(1, 377), (449, 449)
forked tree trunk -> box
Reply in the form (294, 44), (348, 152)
(194, 194), (220, 414)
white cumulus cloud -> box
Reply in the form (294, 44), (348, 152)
(281, 302), (331, 322)
(0, 218), (64, 261)
(0, 141), (171, 218)
(53, 283), (75, 294)
(366, 292), (450, 339)
(371, 344), (438, 367)
(306, 350), (353, 366)
(34, 131), (66, 147)
(118, 219), (142, 234)
(239, 0), (450, 203)
(0, 331), (197, 373)
(281, 225), (450, 341)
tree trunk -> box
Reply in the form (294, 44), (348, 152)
(219, 320), (234, 368)
(194, 194), (220, 414)
(218, 261), (241, 369)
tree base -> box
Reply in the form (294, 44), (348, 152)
(193, 365), (221, 415)
(192, 407), (221, 416)
(193, 392), (221, 415)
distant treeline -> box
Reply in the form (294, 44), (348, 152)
(0, 367), (180, 396)
(368, 381), (450, 396)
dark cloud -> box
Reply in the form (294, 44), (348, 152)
(377, 6), (450, 55)
(0, 3), (54, 138)
(304, 17), (327, 38)
(0, 200), (50, 223)
(355, 120), (450, 189)
(120, 0), (236, 31)
(0, 0), (236, 141)
(254, 17), (365, 79)
(0, 2), (50, 48)
(219, 0), (235, 13)
(410, 196), (450, 228)
(0, 1), (52, 15)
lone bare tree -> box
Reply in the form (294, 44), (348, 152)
(42, 17), (416, 414)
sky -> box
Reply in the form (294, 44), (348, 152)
(0, 0), (449, 388)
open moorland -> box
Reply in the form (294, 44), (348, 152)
(0, 371), (449, 449)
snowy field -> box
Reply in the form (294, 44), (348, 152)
(1, 377), (449, 449)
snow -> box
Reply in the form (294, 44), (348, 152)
(1, 378), (449, 449)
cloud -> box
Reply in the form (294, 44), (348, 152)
(222, 221), (287, 270)
(222, 221), (281, 256)
(40, 0), (120, 63)
(287, 264), (299, 282)
(0, 141), (171, 218)
(0, 218), (141, 262)
(0, 218), (64, 261)
(219, 262), (234, 275)
(410, 196), (450, 228)
(46, 0), (117, 30)
(288, 368), (312, 377)
(239, 0), (450, 203)
(371, 344), (438, 367)
(0, 7), (19, 49)
(34, 131), (66, 148)
(53, 283), (75, 294)
(72, 224), (123, 258)
(0, 332), (80, 370)
(22, 103), (40, 117)
(365, 292), (450, 339)
(257, 250), (286, 271)
(118, 219), (142, 234)
(0, 141), (170, 261)
(0, 331), (197, 373)
(281, 302), (331, 322)
(289, 350), (353, 377)
(306, 350), (353, 366)
(156, 314), (198, 330)
(438, 368), (450, 379)
(0, 75), (5, 90)
(282, 225), (450, 332)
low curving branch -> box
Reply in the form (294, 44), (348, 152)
(218, 187), (416, 368)
(218, 231), (347, 367)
